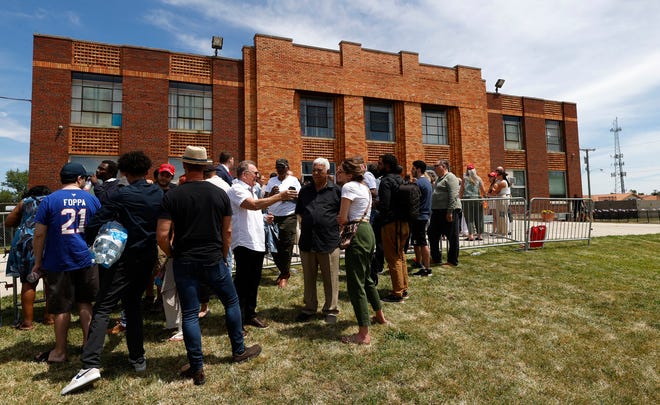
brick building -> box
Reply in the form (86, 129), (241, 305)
(29, 33), (581, 199)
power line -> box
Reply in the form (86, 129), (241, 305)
(0, 96), (32, 102)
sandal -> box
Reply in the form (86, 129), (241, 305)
(370, 316), (388, 325)
(33, 350), (67, 364)
(341, 334), (370, 345)
(16, 323), (34, 331)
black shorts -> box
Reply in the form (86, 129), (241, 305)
(409, 219), (429, 246)
(46, 266), (99, 314)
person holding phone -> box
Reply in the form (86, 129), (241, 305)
(263, 158), (301, 288)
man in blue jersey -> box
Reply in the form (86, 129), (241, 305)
(62, 151), (164, 395)
(32, 162), (101, 364)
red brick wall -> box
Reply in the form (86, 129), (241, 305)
(29, 35), (243, 190)
(29, 34), (581, 198)
(486, 93), (582, 198)
(249, 34), (490, 174)
(563, 103), (582, 197)
(29, 36), (74, 191)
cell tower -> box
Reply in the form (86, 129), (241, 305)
(610, 117), (626, 193)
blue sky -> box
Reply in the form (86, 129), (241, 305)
(1, 0), (659, 196)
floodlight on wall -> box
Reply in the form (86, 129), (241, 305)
(212, 36), (223, 56)
(495, 78), (505, 93)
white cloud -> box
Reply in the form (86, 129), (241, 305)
(0, 111), (30, 143)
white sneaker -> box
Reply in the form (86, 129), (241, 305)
(129, 356), (146, 372)
(61, 368), (101, 395)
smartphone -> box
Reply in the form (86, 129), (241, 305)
(288, 186), (296, 190)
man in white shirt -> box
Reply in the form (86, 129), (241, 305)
(227, 160), (297, 329)
(263, 158), (301, 288)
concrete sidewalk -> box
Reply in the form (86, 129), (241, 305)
(589, 221), (660, 237)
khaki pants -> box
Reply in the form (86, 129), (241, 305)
(381, 221), (409, 297)
(300, 249), (340, 315)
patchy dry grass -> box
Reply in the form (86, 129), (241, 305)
(0, 234), (658, 404)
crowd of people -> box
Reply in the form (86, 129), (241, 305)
(4, 146), (514, 394)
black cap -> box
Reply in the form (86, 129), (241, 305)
(275, 158), (289, 167)
(60, 162), (88, 179)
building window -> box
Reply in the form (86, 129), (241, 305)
(549, 171), (567, 198)
(365, 102), (394, 142)
(300, 96), (334, 138)
(508, 170), (527, 200)
(301, 160), (336, 185)
(503, 116), (523, 150)
(546, 120), (563, 152)
(169, 82), (212, 131)
(71, 73), (122, 127)
(422, 109), (448, 145)
(69, 155), (119, 175)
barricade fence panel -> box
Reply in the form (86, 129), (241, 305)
(526, 198), (593, 249)
(458, 197), (527, 249)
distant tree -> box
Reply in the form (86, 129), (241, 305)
(653, 189), (659, 196)
(1, 169), (29, 200)
(0, 189), (16, 203)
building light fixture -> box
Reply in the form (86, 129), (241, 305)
(212, 36), (223, 56)
(495, 78), (505, 93)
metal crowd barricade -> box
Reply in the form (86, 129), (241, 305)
(525, 197), (593, 249)
(458, 196), (527, 249)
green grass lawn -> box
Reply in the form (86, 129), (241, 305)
(0, 234), (658, 404)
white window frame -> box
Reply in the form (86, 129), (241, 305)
(300, 96), (335, 138)
(169, 82), (212, 131)
(422, 109), (448, 145)
(504, 116), (523, 150)
(71, 73), (122, 127)
(549, 170), (567, 198)
(546, 120), (563, 152)
(507, 169), (527, 200)
(365, 102), (394, 142)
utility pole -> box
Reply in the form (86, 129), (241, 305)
(580, 147), (596, 199)
(610, 117), (625, 193)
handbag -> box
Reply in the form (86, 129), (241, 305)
(338, 189), (371, 250)
(338, 221), (360, 250)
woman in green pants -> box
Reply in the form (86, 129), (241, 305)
(337, 157), (387, 345)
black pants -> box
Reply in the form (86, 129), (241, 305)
(369, 210), (384, 284)
(427, 209), (461, 266)
(82, 252), (155, 368)
(233, 246), (265, 320)
(272, 214), (297, 279)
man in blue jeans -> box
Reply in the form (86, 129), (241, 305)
(156, 146), (261, 385)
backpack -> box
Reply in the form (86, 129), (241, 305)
(394, 181), (421, 222)
(6, 196), (43, 278)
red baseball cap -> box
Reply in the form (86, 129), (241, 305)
(466, 163), (475, 170)
(158, 163), (175, 176)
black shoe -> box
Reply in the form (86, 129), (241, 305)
(232, 344), (262, 363)
(295, 312), (314, 322)
(412, 268), (432, 277)
(180, 364), (205, 385)
(402, 290), (410, 300)
(381, 293), (404, 303)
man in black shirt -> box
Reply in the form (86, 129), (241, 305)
(62, 151), (163, 395)
(157, 146), (261, 386)
(294, 158), (342, 324)
(90, 159), (122, 204)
